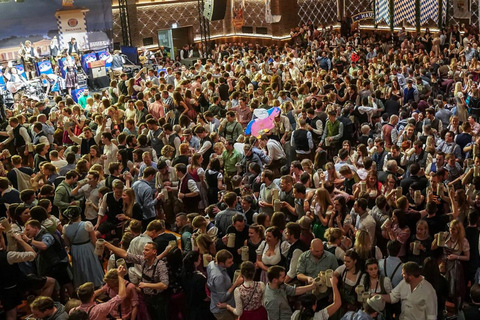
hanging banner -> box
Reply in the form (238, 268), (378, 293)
(232, 0), (245, 29)
(375, 0), (390, 24)
(420, 0), (439, 24)
(453, 0), (471, 19)
(353, 11), (375, 22)
(393, 0), (416, 26)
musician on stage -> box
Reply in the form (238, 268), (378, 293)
(49, 36), (60, 64)
(139, 47), (155, 66)
(20, 40), (38, 80)
(68, 37), (79, 56)
(110, 50), (125, 80)
(40, 73), (59, 97)
(4, 66), (28, 101)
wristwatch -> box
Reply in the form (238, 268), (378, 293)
(27, 239), (32, 245)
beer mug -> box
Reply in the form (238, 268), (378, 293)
(162, 188), (169, 199)
(413, 240), (421, 255)
(355, 284), (365, 302)
(475, 166), (480, 177)
(273, 199), (282, 212)
(169, 240), (177, 248)
(227, 233), (236, 248)
(414, 190), (422, 205)
(116, 258), (126, 269)
(94, 239), (105, 256)
(381, 218), (392, 230)
(325, 269), (333, 287)
(0, 217), (11, 232)
(362, 292), (370, 303)
(241, 246), (249, 261)
(360, 181), (366, 192)
(436, 232), (447, 247)
(396, 187), (402, 198)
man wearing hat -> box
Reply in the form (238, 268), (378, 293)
(341, 295), (385, 320)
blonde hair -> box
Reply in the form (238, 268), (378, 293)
(354, 229), (372, 260)
(324, 227), (343, 243)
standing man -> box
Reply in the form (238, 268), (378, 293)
(104, 242), (169, 319)
(264, 265), (341, 320)
(173, 163), (200, 213)
(320, 110), (344, 159)
(222, 140), (243, 190)
(378, 262), (437, 320)
(258, 169), (280, 216)
(291, 119), (314, 161)
(132, 167), (163, 229)
(207, 250), (244, 320)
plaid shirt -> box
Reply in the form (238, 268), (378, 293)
(126, 253), (169, 295)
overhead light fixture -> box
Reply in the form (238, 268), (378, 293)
(172, 23), (178, 28)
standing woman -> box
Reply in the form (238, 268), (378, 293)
(217, 261), (267, 320)
(311, 188), (334, 240)
(333, 250), (364, 316)
(182, 251), (214, 320)
(245, 224), (265, 281)
(454, 82), (468, 123)
(431, 219), (470, 311)
(117, 188), (143, 230)
(256, 226), (290, 283)
(62, 205), (104, 288)
(188, 153), (209, 211)
(360, 258), (392, 296)
(407, 219), (432, 266)
(63, 53), (77, 96)
(173, 91), (188, 123)
(382, 209), (411, 259)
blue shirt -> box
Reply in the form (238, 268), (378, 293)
(379, 256), (403, 288)
(206, 261), (234, 314)
(341, 310), (375, 320)
(131, 179), (158, 220)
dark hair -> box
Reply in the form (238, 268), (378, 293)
(470, 284), (480, 304)
(286, 222), (301, 239)
(403, 261), (421, 277)
(363, 258), (380, 287)
(256, 213), (269, 227)
(393, 209), (408, 229)
(182, 250), (200, 278)
(30, 206), (48, 223)
(345, 250), (362, 274)
(216, 249), (233, 264)
(267, 265), (286, 282)
(266, 226), (282, 241)
(298, 293), (316, 319)
(422, 257), (441, 291)
(240, 261), (256, 280)
(387, 240), (402, 257)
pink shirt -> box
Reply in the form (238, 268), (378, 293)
(71, 295), (123, 320)
(149, 101), (165, 120)
(102, 282), (139, 319)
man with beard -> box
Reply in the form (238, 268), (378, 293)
(378, 262), (437, 320)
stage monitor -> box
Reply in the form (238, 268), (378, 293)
(121, 46), (139, 65)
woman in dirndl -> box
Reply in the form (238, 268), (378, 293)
(64, 54), (77, 96)
(217, 261), (267, 320)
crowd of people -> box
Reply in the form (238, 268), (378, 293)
(1, 20), (480, 320)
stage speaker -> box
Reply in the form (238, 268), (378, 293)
(203, 0), (226, 21)
(87, 76), (110, 90)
